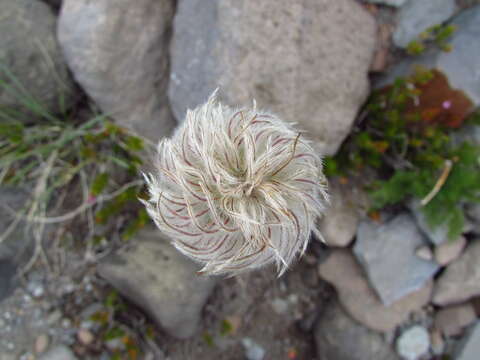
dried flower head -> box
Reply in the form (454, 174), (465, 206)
(142, 90), (328, 276)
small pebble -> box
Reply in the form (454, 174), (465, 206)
(242, 338), (265, 360)
(271, 298), (289, 315)
(396, 325), (430, 360)
(47, 310), (63, 325)
(77, 329), (94, 346)
(35, 334), (50, 354)
(27, 281), (45, 298)
(415, 246), (433, 261)
(62, 318), (72, 328)
(63, 283), (75, 294)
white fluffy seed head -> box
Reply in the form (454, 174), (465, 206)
(142, 90), (328, 276)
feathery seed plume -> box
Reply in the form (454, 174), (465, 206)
(142, 90), (328, 276)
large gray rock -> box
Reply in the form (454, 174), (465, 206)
(380, 5), (480, 107)
(314, 299), (399, 360)
(169, 0), (376, 156)
(318, 250), (433, 332)
(58, 0), (176, 142)
(0, 0), (74, 119)
(354, 213), (439, 305)
(433, 241), (480, 306)
(97, 227), (217, 339)
(393, 0), (458, 48)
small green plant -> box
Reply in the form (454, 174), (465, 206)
(88, 290), (143, 359)
(406, 24), (457, 55)
(326, 67), (480, 240)
(0, 64), (149, 271)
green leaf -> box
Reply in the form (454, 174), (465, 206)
(406, 40), (426, 56)
(203, 332), (215, 347)
(220, 319), (234, 336)
(91, 173), (109, 196)
(124, 135), (144, 152)
(103, 326), (125, 341)
(0, 121), (24, 142)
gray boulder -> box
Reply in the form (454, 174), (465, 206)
(58, 0), (176, 142)
(0, 0), (74, 120)
(354, 213), (439, 305)
(169, 0), (376, 156)
(314, 299), (399, 360)
(97, 227), (217, 339)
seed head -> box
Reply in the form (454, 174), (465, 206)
(142, 90), (328, 276)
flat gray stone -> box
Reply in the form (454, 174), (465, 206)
(393, 0), (458, 48)
(0, 0), (74, 120)
(58, 0), (176, 142)
(380, 5), (480, 108)
(433, 241), (480, 306)
(169, 0), (376, 156)
(318, 250), (433, 332)
(455, 321), (480, 360)
(97, 227), (217, 339)
(314, 299), (399, 360)
(354, 213), (439, 305)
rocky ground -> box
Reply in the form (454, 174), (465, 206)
(1, 0), (480, 359)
